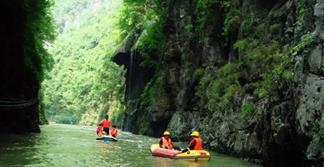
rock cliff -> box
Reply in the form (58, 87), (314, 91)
(114, 0), (324, 166)
(0, 0), (53, 133)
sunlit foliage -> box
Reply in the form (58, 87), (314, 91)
(42, 0), (125, 125)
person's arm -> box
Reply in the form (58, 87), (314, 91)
(159, 139), (163, 148)
(188, 140), (196, 150)
(182, 140), (196, 152)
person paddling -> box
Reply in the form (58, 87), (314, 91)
(96, 123), (104, 137)
(160, 131), (174, 150)
(99, 115), (111, 135)
(159, 131), (181, 150)
(110, 125), (118, 138)
(182, 131), (203, 152)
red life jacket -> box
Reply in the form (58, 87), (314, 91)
(101, 119), (111, 128)
(161, 137), (173, 150)
(97, 126), (103, 136)
(111, 128), (118, 138)
(189, 137), (203, 150)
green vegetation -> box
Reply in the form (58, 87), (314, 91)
(291, 31), (317, 56)
(20, 0), (55, 124)
(118, 0), (303, 118)
(42, 0), (125, 125)
(234, 39), (294, 98)
(313, 122), (324, 144)
(139, 74), (170, 109)
(40, 0), (318, 131)
(21, 0), (55, 91)
(295, 0), (305, 33)
(241, 102), (256, 117)
(205, 63), (241, 113)
(119, 0), (168, 68)
(43, 0), (170, 125)
(194, 1), (312, 118)
(117, 0), (170, 113)
(24, 0), (55, 84)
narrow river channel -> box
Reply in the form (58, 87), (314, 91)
(0, 124), (256, 167)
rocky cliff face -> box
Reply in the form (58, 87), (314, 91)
(0, 0), (52, 133)
(0, 1), (37, 133)
(296, 0), (324, 165)
(114, 0), (324, 166)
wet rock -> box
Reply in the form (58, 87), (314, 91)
(315, 1), (324, 40)
(168, 111), (202, 140)
(308, 45), (324, 75)
(307, 138), (323, 161)
(297, 74), (324, 136)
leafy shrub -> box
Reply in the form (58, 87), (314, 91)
(194, 68), (205, 79)
(205, 63), (241, 112)
(290, 31), (317, 56)
(135, 18), (165, 67)
(54, 114), (78, 124)
(224, 9), (241, 35)
(313, 122), (324, 144)
(195, 75), (212, 99)
(241, 102), (255, 117)
(184, 24), (193, 31)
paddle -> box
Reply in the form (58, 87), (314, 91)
(180, 148), (190, 154)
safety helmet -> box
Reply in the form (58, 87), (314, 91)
(163, 131), (171, 136)
(191, 131), (200, 137)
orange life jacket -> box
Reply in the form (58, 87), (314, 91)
(101, 119), (111, 128)
(161, 137), (174, 150)
(188, 137), (203, 150)
(111, 128), (118, 138)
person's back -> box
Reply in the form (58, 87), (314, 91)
(188, 136), (203, 150)
(110, 125), (118, 138)
(101, 118), (111, 128)
(182, 131), (203, 152)
(100, 115), (111, 135)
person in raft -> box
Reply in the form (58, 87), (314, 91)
(182, 131), (203, 152)
(96, 123), (104, 137)
(110, 125), (118, 138)
(159, 131), (181, 150)
(99, 115), (111, 135)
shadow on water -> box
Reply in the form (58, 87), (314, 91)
(0, 124), (256, 167)
(0, 133), (41, 166)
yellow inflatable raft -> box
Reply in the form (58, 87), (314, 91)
(150, 144), (210, 161)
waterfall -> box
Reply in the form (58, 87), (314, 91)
(128, 51), (135, 99)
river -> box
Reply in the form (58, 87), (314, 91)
(0, 124), (256, 167)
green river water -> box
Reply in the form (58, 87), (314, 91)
(0, 124), (256, 167)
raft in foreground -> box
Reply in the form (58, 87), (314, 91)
(150, 144), (210, 161)
(96, 135), (118, 142)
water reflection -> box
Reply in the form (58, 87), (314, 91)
(0, 133), (41, 166)
(152, 157), (211, 167)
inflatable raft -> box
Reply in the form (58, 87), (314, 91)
(96, 135), (118, 142)
(150, 144), (210, 161)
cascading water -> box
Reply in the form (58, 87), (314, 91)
(117, 50), (156, 132)
(127, 51), (135, 100)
